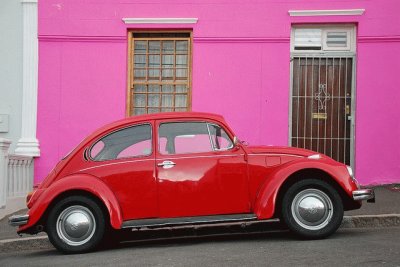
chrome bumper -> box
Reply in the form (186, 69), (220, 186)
(8, 214), (29, 226)
(353, 189), (375, 202)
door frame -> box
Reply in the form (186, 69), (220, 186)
(288, 52), (357, 170)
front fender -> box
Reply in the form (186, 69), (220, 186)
(19, 174), (123, 232)
(254, 158), (356, 219)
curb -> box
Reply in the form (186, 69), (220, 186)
(341, 214), (400, 228)
(1, 214), (399, 253)
(0, 236), (51, 253)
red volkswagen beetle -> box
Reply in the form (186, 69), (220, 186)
(10, 112), (374, 253)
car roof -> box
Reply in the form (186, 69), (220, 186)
(113, 112), (225, 124)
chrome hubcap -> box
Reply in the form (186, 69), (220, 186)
(56, 205), (96, 246)
(291, 189), (333, 230)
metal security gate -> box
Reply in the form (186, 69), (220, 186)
(290, 56), (355, 165)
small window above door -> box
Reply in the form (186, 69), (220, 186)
(293, 28), (322, 50)
(291, 25), (355, 53)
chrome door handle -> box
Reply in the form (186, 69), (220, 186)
(157, 160), (176, 169)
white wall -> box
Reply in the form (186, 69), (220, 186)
(0, 0), (23, 152)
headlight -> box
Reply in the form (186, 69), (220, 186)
(346, 165), (360, 189)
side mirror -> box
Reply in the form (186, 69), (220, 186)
(234, 136), (248, 147)
(233, 136), (239, 146)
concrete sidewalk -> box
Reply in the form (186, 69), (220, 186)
(0, 184), (399, 252)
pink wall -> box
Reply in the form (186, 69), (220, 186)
(356, 41), (400, 184)
(36, 0), (400, 185)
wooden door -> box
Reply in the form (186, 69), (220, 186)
(291, 57), (354, 165)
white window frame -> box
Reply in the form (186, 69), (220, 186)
(291, 25), (356, 53)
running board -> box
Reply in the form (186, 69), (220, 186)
(121, 213), (258, 229)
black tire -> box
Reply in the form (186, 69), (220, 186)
(281, 179), (343, 239)
(46, 195), (106, 254)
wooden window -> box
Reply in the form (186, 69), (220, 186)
(127, 32), (192, 116)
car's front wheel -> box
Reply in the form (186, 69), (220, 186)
(281, 179), (343, 239)
(46, 195), (106, 254)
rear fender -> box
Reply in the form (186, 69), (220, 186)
(254, 159), (355, 219)
(19, 174), (123, 232)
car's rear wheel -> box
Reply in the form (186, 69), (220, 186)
(281, 179), (343, 239)
(46, 195), (106, 254)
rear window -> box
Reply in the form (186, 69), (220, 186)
(90, 124), (152, 161)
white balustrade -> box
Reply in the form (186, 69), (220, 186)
(7, 154), (33, 198)
(0, 138), (33, 211)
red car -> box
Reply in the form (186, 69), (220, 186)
(10, 112), (374, 253)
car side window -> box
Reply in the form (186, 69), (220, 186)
(90, 124), (152, 161)
(208, 123), (233, 150)
(158, 122), (213, 155)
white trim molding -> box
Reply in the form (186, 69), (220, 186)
(15, 0), (40, 157)
(289, 9), (365, 17)
(122, 18), (198, 24)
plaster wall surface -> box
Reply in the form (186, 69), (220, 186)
(0, 0), (23, 152)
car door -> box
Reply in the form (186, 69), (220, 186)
(155, 119), (250, 218)
(85, 122), (157, 221)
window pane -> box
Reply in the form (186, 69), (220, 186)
(175, 107), (187, 112)
(134, 94), (146, 107)
(148, 69), (160, 79)
(148, 108), (160, 114)
(90, 124), (152, 161)
(149, 55), (160, 67)
(161, 108), (173, 112)
(176, 41), (188, 52)
(159, 137), (168, 154)
(134, 41), (147, 54)
(134, 69), (146, 79)
(176, 55), (187, 67)
(118, 139), (152, 159)
(175, 95), (187, 107)
(134, 55), (146, 68)
(90, 141), (104, 159)
(326, 32), (347, 47)
(162, 69), (173, 79)
(162, 55), (174, 68)
(208, 124), (233, 150)
(148, 94), (160, 107)
(134, 108), (146, 115)
(148, 84), (160, 92)
(176, 68), (187, 79)
(162, 41), (174, 54)
(149, 41), (161, 53)
(176, 85), (187, 93)
(134, 85), (146, 92)
(162, 84), (174, 92)
(294, 28), (322, 48)
(158, 122), (212, 155)
(162, 94), (173, 107)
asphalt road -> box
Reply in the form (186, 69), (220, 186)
(1, 227), (399, 267)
